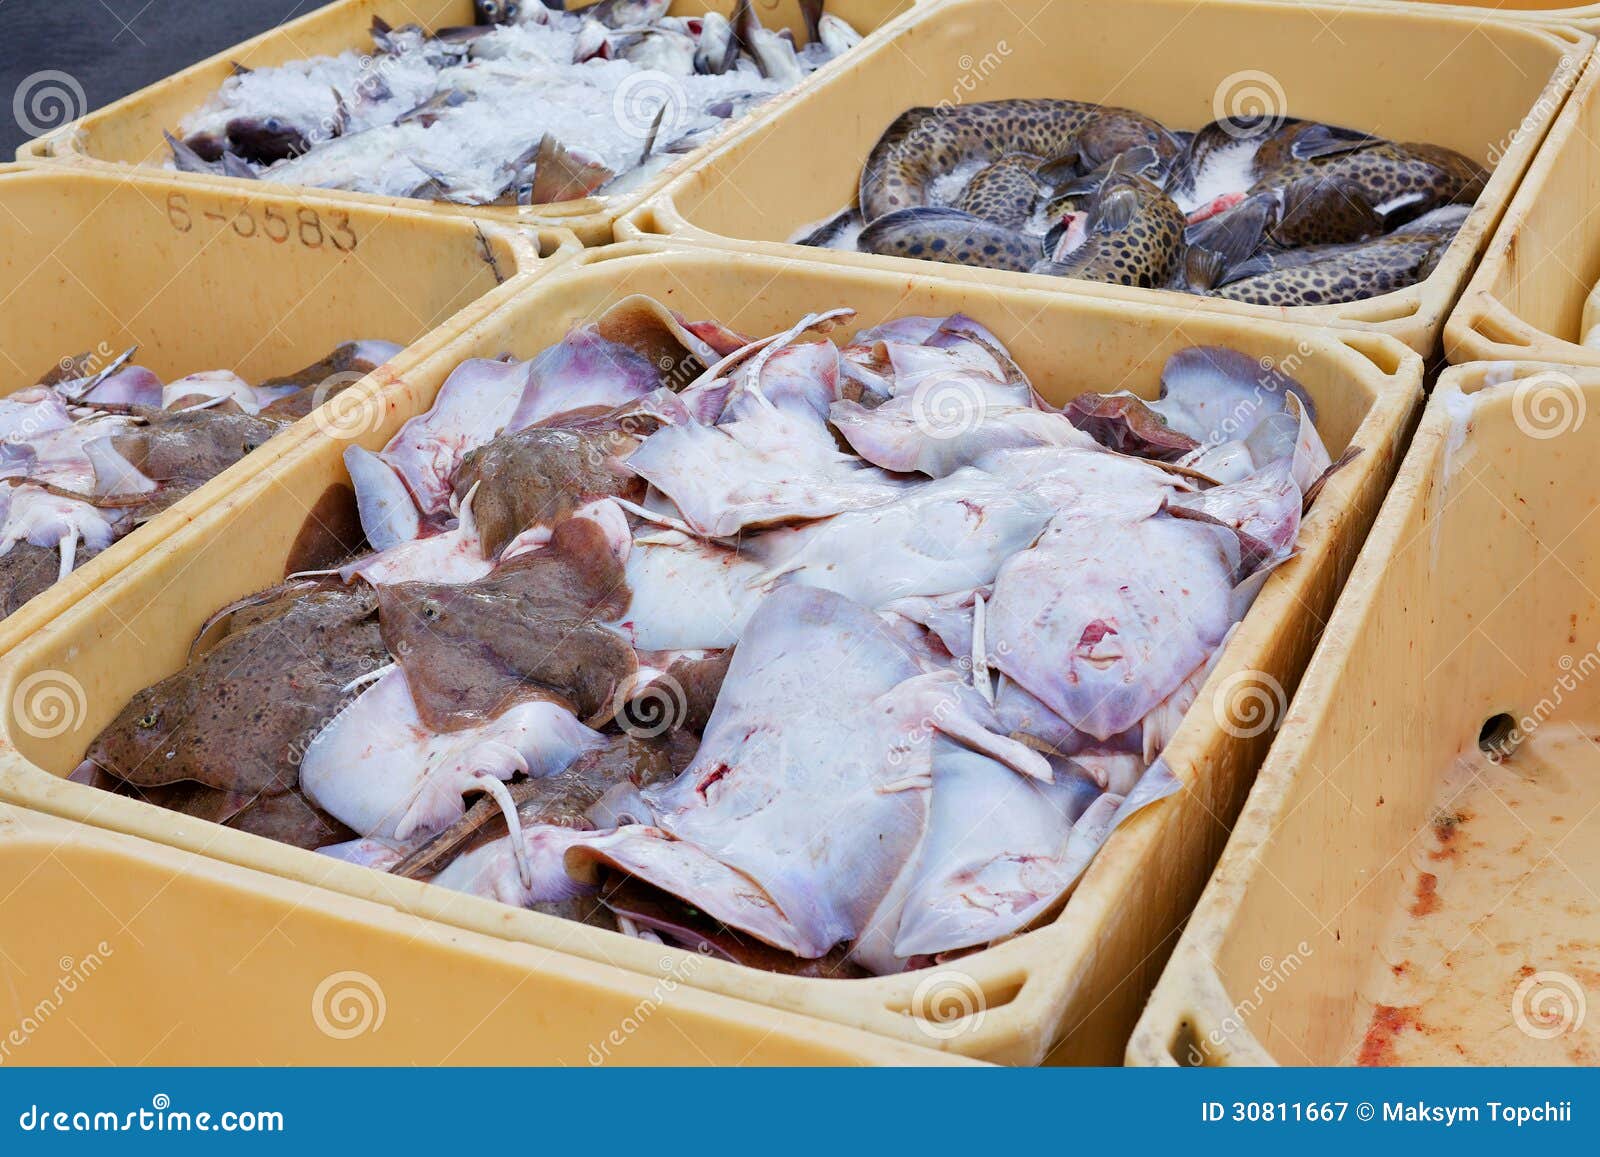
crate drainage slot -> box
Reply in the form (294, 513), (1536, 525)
(1478, 712), (1520, 760)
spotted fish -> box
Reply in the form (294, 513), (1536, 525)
(859, 99), (1180, 221)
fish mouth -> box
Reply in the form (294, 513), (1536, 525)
(1049, 211), (1090, 262)
(70, 757), (103, 785)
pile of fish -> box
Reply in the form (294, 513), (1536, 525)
(800, 101), (1487, 307)
(0, 342), (398, 618)
(81, 299), (1339, 975)
(170, 0), (864, 206)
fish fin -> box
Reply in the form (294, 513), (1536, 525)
(56, 533), (76, 584)
(796, 206), (862, 248)
(219, 152), (258, 180)
(330, 87), (350, 137)
(799, 0), (824, 42)
(1290, 122), (1379, 161)
(731, 0), (759, 49)
(1185, 193), (1272, 275)
(638, 102), (667, 165)
(1092, 187), (1139, 233)
(1059, 144), (1159, 200)
(1301, 444), (1362, 511)
(1035, 146), (1082, 186)
(472, 772), (535, 890)
(164, 129), (216, 175)
(229, 61), (252, 77)
(529, 134), (615, 204)
(1184, 245), (1228, 293)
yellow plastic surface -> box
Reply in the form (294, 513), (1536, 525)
(618, 0), (1590, 356)
(17, 0), (923, 246)
(1128, 361), (1600, 1067)
(1446, 47), (1600, 364)
(0, 162), (567, 660)
(0, 802), (972, 1064)
(1282, 0), (1600, 33)
(0, 240), (1422, 1065)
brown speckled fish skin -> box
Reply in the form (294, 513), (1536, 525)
(454, 425), (643, 558)
(1, 542), (101, 619)
(96, 772), (354, 850)
(113, 408), (287, 517)
(860, 99), (1177, 220)
(84, 586), (385, 796)
(857, 207), (1038, 273)
(1211, 227), (1455, 307)
(379, 516), (635, 731)
(257, 343), (391, 421)
(1252, 141), (1486, 244)
(1038, 171), (1185, 288)
(955, 154), (1044, 229)
(1266, 177), (1383, 248)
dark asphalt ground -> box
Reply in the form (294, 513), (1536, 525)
(0, 0), (337, 154)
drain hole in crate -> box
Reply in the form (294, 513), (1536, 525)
(1478, 712), (1519, 760)
(1170, 1020), (1214, 1067)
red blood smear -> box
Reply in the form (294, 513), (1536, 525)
(1358, 1005), (1418, 1066)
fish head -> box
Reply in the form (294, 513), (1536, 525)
(1076, 110), (1182, 174)
(81, 670), (200, 788)
(225, 115), (311, 165)
(474, 0), (524, 24)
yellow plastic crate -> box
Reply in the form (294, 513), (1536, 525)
(0, 802), (970, 1064)
(617, 0), (1589, 356)
(1129, 360), (1600, 1066)
(1446, 47), (1600, 364)
(0, 163), (569, 657)
(0, 239), (1421, 1065)
(16, 0), (925, 245)
(1280, 0), (1600, 33)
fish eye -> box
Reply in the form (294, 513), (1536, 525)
(505, 1), (519, 16)
(482, 0), (500, 14)
(421, 600), (442, 622)
(137, 710), (159, 730)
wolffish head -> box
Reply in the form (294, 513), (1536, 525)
(475, 0), (526, 24)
